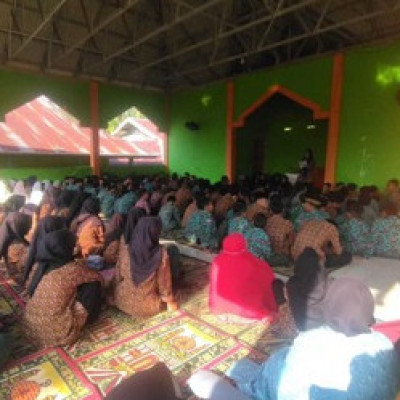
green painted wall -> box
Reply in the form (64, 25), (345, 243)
(236, 95), (327, 176)
(0, 155), (91, 180)
(0, 68), (90, 125)
(0, 67), (166, 179)
(168, 57), (332, 182)
(234, 57), (333, 119)
(168, 83), (227, 182)
(0, 154), (166, 180)
(337, 41), (400, 187)
(98, 83), (165, 130)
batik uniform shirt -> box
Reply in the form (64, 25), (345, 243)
(266, 214), (294, 256)
(159, 202), (181, 232)
(341, 218), (373, 257)
(292, 220), (342, 261)
(228, 216), (252, 235)
(114, 192), (137, 214)
(294, 209), (329, 232)
(100, 192), (116, 218)
(371, 216), (400, 259)
(185, 210), (218, 249)
(335, 213), (347, 232)
(245, 227), (272, 261)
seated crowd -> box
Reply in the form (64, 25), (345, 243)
(0, 173), (399, 399)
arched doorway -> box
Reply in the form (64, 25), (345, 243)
(227, 84), (330, 183)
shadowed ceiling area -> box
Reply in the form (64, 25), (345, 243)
(0, 0), (399, 91)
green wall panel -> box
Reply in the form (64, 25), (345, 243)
(98, 84), (165, 130)
(0, 68), (90, 125)
(234, 57), (333, 119)
(169, 83), (227, 182)
(337, 42), (400, 187)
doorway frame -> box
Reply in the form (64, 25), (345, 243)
(225, 52), (344, 184)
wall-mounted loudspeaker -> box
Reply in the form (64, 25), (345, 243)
(185, 121), (200, 131)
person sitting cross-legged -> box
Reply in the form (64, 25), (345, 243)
(185, 196), (218, 250)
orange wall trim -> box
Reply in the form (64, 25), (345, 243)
(164, 94), (171, 170)
(226, 81), (235, 182)
(233, 84), (330, 129)
(325, 53), (345, 184)
(90, 81), (101, 176)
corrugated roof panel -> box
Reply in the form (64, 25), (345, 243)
(0, 97), (164, 160)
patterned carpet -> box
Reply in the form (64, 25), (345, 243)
(0, 257), (293, 399)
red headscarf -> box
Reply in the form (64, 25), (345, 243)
(209, 233), (277, 321)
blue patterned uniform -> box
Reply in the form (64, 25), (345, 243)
(185, 210), (218, 249)
(294, 209), (329, 232)
(371, 216), (400, 259)
(228, 216), (252, 235)
(340, 218), (373, 257)
(231, 328), (400, 400)
(245, 227), (272, 261)
(100, 192), (116, 218)
(114, 192), (137, 214)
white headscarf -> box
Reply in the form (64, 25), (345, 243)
(13, 180), (26, 197)
(0, 181), (10, 204)
(29, 182), (44, 206)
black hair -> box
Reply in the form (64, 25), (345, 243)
(196, 196), (211, 210)
(270, 195), (283, 214)
(254, 213), (267, 229)
(167, 195), (176, 203)
(232, 199), (247, 215)
(346, 200), (362, 217)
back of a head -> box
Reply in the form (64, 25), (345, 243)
(323, 278), (374, 336)
(270, 195), (284, 214)
(104, 362), (180, 400)
(222, 233), (247, 254)
(196, 195), (210, 210)
(232, 199), (247, 215)
(254, 213), (267, 229)
(346, 200), (362, 217)
(167, 195), (176, 203)
(380, 200), (399, 216)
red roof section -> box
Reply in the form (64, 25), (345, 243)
(0, 96), (164, 164)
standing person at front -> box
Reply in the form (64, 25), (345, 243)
(113, 217), (178, 317)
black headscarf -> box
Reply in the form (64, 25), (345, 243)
(66, 192), (91, 227)
(80, 197), (101, 215)
(104, 362), (180, 400)
(4, 195), (25, 213)
(27, 229), (75, 296)
(55, 190), (75, 209)
(129, 217), (163, 286)
(124, 207), (146, 243)
(287, 247), (329, 331)
(323, 277), (374, 336)
(24, 216), (66, 283)
(20, 204), (39, 216)
(105, 213), (127, 247)
(0, 212), (32, 258)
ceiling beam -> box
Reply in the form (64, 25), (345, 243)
(0, 28), (138, 66)
(103, 0), (225, 62)
(11, 0), (68, 59)
(173, 1), (400, 79)
(57, 0), (140, 61)
(126, 0), (319, 78)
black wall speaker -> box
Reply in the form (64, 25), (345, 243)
(185, 121), (200, 131)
